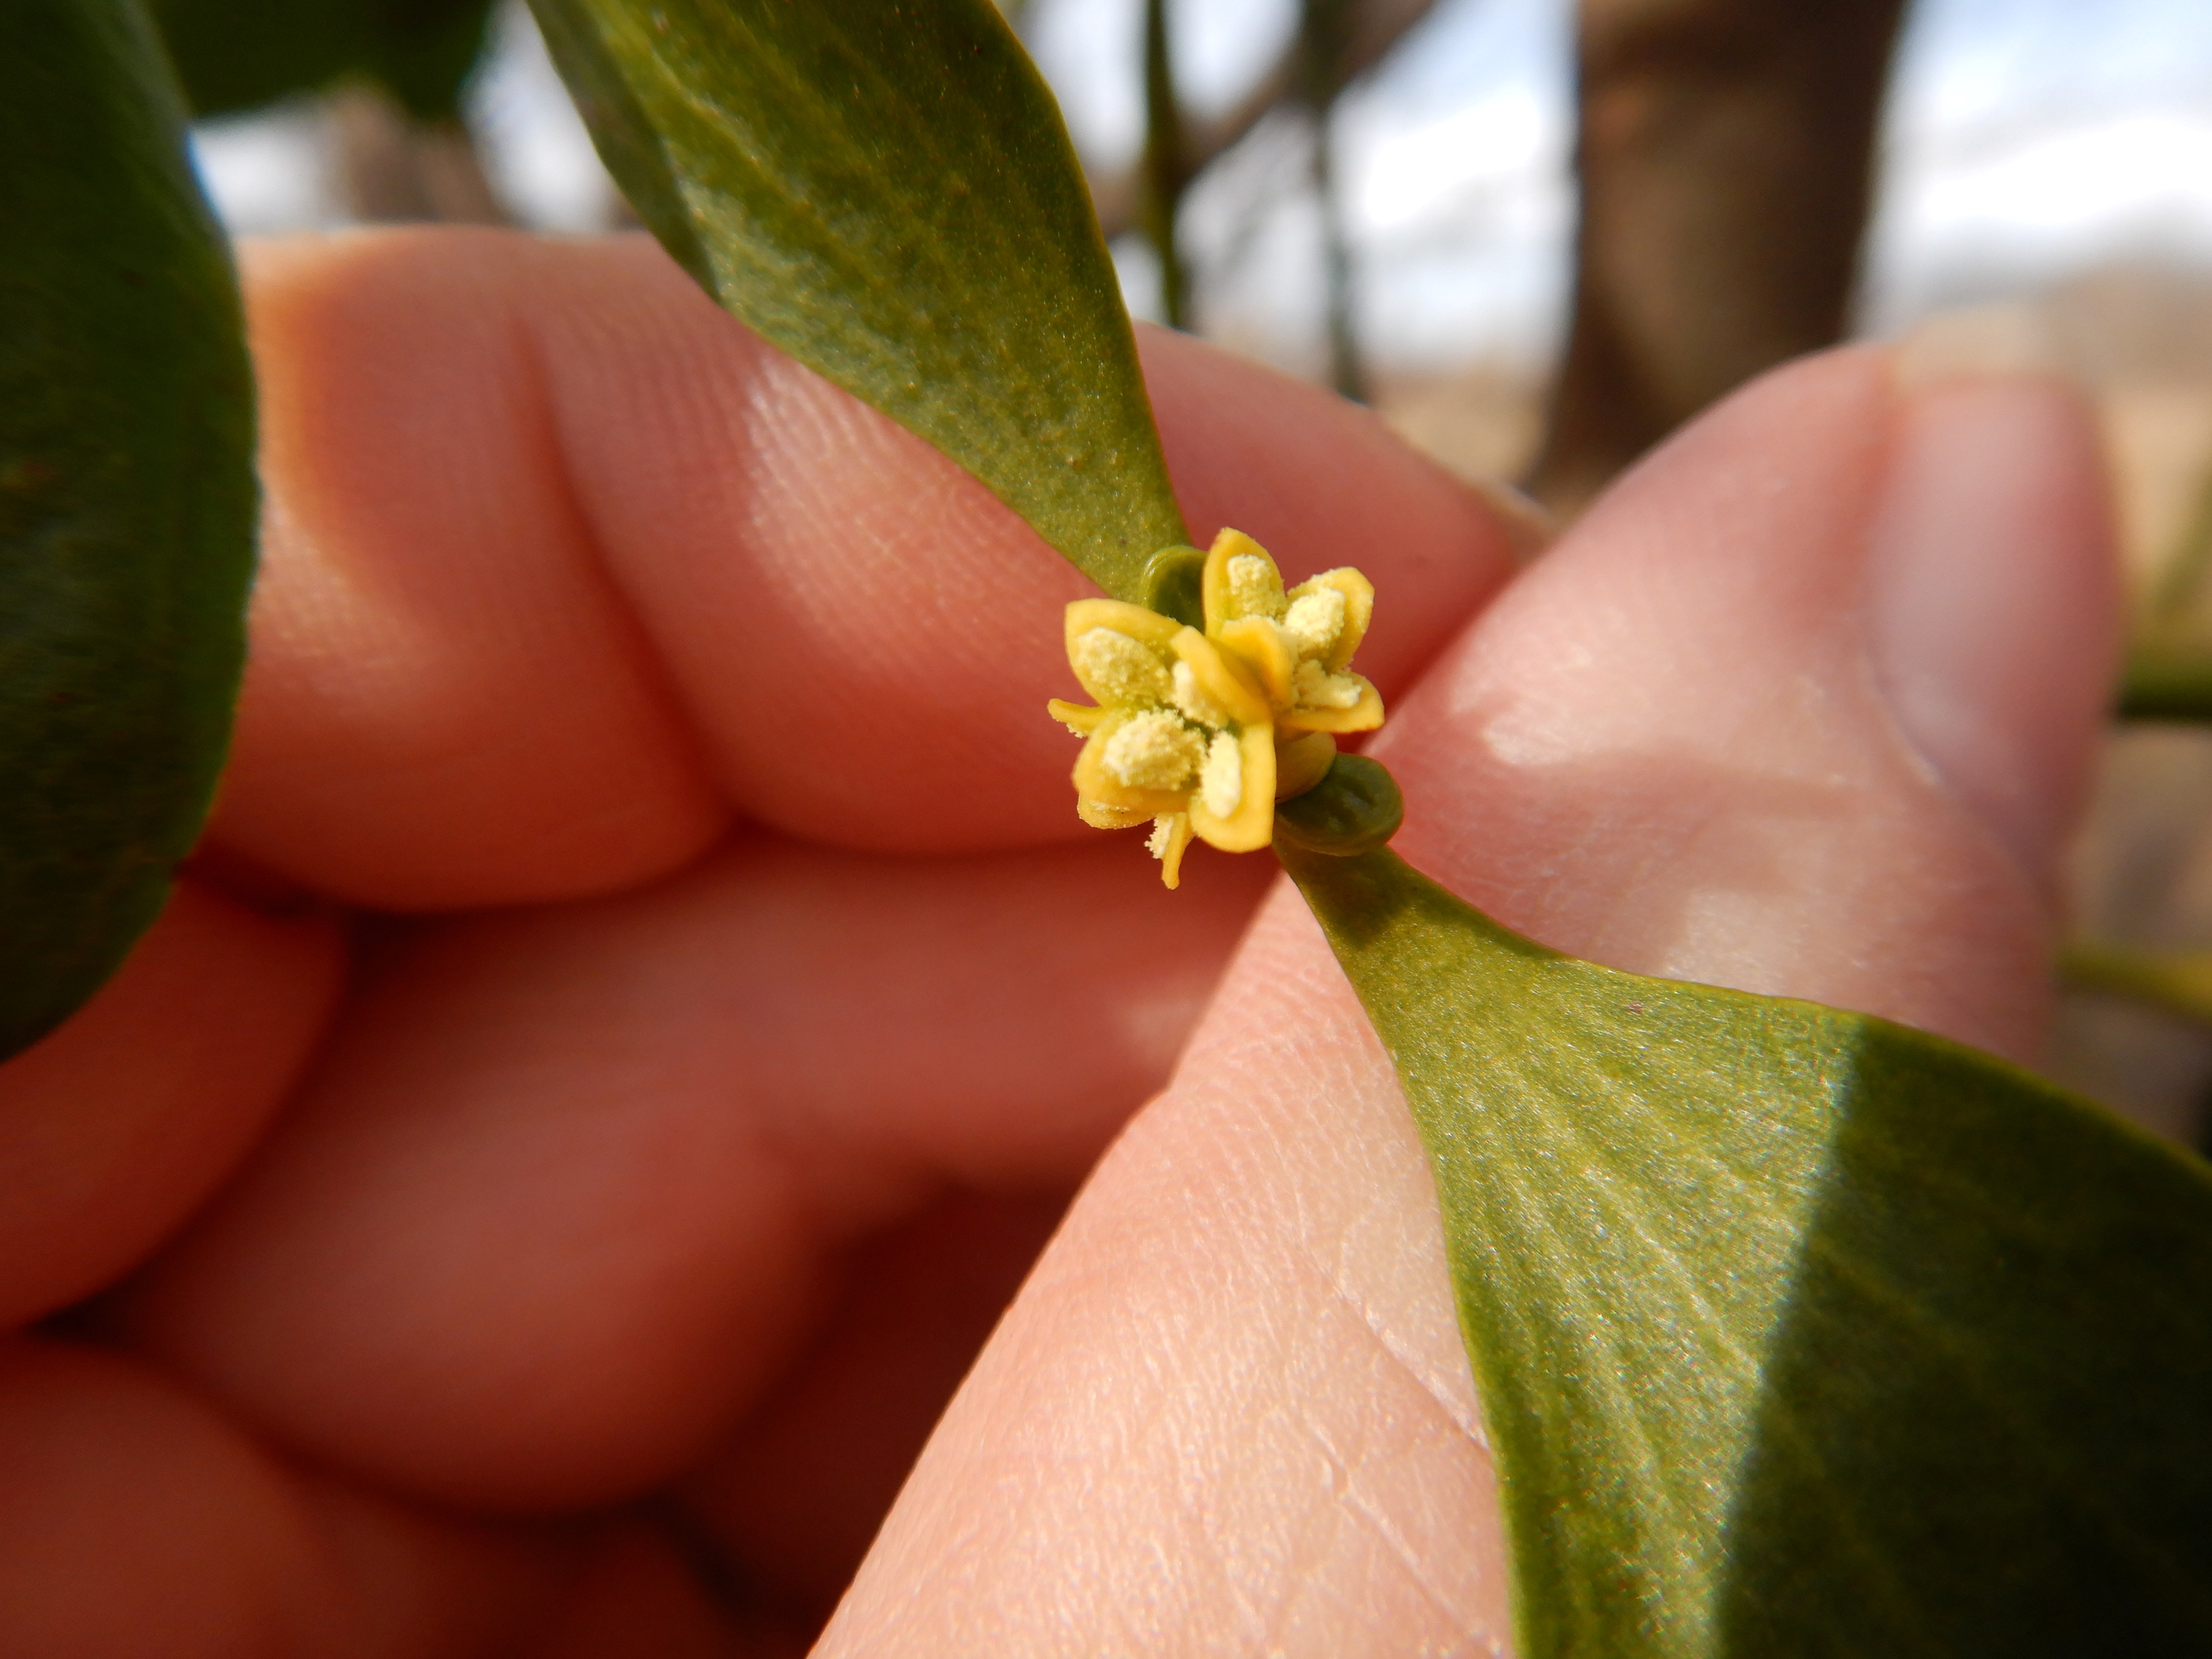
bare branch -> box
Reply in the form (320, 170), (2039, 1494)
(1088, 0), (1443, 240)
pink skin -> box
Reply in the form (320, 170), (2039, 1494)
(0, 230), (2115, 1655)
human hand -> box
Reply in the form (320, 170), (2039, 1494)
(0, 230), (2115, 1657)
(816, 333), (2122, 1657)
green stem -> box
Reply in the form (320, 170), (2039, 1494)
(2117, 644), (2212, 722)
(2062, 941), (2212, 1030)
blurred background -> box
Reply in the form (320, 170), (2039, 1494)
(175, 0), (2212, 1138)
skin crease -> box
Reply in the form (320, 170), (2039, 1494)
(0, 229), (2114, 1654)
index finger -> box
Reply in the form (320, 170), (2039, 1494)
(209, 229), (1520, 911)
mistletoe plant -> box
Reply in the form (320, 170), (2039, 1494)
(7, 0), (2212, 1652)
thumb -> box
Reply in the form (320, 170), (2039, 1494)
(817, 348), (2119, 1656)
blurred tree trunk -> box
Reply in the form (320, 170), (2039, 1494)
(329, 82), (505, 224)
(1528, 0), (1908, 514)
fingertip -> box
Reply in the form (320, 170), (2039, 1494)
(1380, 344), (2098, 1058)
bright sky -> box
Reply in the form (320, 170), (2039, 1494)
(190, 0), (2212, 374)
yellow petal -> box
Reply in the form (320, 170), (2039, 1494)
(1170, 627), (1272, 728)
(1285, 567), (1375, 671)
(1214, 615), (1297, 709)
(1065, 597), (1182, 651)
(1274, 731), (1337, 799)
(1279, 673), (1385, 735)
(1201, 528), (1285, 630)
(1047, 698), (1109, 735)
(1188, 723), (1276, 852)
(1079, 797), (1153, 829)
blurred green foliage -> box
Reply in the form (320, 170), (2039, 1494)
(150, 0), (493, 121)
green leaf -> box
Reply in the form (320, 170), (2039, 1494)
(527, 0), (1189, 604)
(0, 0), (257, 1056)
(361, 0), (495, 121)
(1279, 841), (2212, 1658)
(150, 0), (363, 117)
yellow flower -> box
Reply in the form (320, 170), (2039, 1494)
(1047, 528), (1384, 887)
(1047, 599), (1274, 887)
(1198, 528), (1385, 739)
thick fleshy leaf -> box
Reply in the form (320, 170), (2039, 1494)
(528, 0), (1189, 604)
(1279, 841), (2212, 1659)
(0, 0), (257, 1055)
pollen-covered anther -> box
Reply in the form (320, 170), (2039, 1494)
(1225, 553), (1285, 620)
(1293, 659), (1364, 709)
(1103, 710), (1206, 790)
(1072, 625), (1173, 704)
(1200, 730), (1243, 818)
(1283, 587), (1346, 657)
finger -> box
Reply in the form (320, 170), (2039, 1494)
(680, 1189), (1069, 1617)
(816, 351), (2121, 1655)
(0, 878), (343, 1329)
(209, 230), (1516, 908)
(514, 1518), (799, 1659)
(210, 235), (731, 914)
(120, 835), (1270, 1512)
(0, 1337), (561, 1657)
(1384, 352), (2117, 1060)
